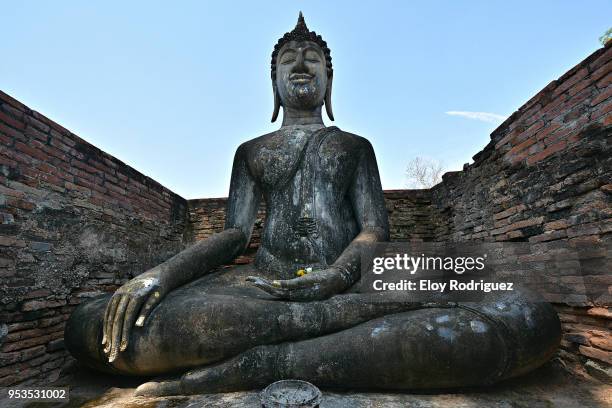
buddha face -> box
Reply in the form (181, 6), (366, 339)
(275, 41), (329, 111)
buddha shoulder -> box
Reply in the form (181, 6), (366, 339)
(237, 128), (372, 150)
(232, 129), (375, 175)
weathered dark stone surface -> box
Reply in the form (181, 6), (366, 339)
(59, 14), (563, 396)
(0, 90), (189, 386)
(186, 40), (612, 383)
(0, 13), (609, 391)
(1, 360), (610, 408)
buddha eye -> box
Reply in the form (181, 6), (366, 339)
(280, 53), (297, 64)
(305, 51), (320, 63)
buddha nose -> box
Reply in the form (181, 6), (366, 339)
(292, 50), (308, 73)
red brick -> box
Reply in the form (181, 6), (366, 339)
(1, 334), (53, 353)
(493, 204), (526, 220)
(0, 110), (25, 130)
(76, 177), (107, 194)
(544, 220), (569, 230)
(105, 173), (119, 184)
(544, 122), (589, 147)
(69, 166), (98, 183)
(6, 197), (35, 211)
(552, 67), (589, 98)
(503, 216), (544, 233)
(4, 328), (45, 343)
(596, 72), (612, 89)
(589, 57), (612, 81)
(528, 230), (567, 242)
(507, 148), (531, 164)
(586, 307), (612, 319)
(0, 91), (27, 112)
(25, 115), (50, 133)
(555, 88), (594, 120)
(587, 330), (612, 351)
(527, 140), (567, 165)
(22, 289), (52, 300)
(578, 345), (612, 364)
(39, 315), (66, 328)
(0, 184), (25, 198)
(64, 181), (91, 195)
(6, 321), (37, 332)
(518, 119), (545, 142)
(0, 122), (26, 141)
(506, 136), (537, 159)
(1, 345), (46, 366)
(568, 77), (594, 97)
(48, 137), (74, 154)
(105, 181), (126, 195)
(534, 123), (562, 142)
(14, 141), (48, 162)
(21, 299), (66, 312)
(591, 100), (612, 121)
(72, 159), (100, 175)
(591, 86), (612, 106)
(24, 125), (49, 142)
(88, 158), (115, 176)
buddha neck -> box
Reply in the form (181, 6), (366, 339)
(281, 106), (325, 127)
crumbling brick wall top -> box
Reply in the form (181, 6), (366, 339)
(0, 90), (189, 386)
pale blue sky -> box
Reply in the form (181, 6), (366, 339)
(2, 1), (609, 198)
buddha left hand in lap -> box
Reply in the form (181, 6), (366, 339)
(65, 13), (560, 397)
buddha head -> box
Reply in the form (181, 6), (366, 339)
(271, 12), (334, 122)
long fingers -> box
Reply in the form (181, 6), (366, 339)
(108, 295), (129, 362)
(102, 297), (113, 346)
(276, 275), (320, 290)
(135, 288), (163, 327)
(102, 290), (161, 363)
(103, 296), (120, 353)
(245, 276), (290, 298)
(120, 296), (144, 352)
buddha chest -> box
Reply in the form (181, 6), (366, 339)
(247, 126), (359, 196)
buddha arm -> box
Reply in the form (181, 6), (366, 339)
(158, 142), (261, 291)
(102, 144), (260, 362)
(331, 139), (390, 288)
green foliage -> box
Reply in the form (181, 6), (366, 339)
(600, 28), (612, 45)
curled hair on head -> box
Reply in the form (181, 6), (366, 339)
(270, 12), (333, 82)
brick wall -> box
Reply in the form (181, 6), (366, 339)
(188, 198), (265, 264)
(429, 41), (611, 381)
(0, 41), (609, 386)
(0, 91), (189, 386)
(187, 190), (445, 264)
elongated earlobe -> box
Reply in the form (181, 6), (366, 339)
(271, 84), (281, 123)
(325, 74), (334, 121)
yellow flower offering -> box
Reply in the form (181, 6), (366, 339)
(296, 269), (306, 277)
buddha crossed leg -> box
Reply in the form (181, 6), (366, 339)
(65, 13), (561, 396)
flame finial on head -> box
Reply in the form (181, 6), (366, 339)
(295, 11), (309, 34)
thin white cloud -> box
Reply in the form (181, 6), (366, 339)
(445, 111), (507, 123)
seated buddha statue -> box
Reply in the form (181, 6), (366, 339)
(65, 13), (561, 396)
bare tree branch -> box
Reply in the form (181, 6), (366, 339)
(405, 157), (444, 189)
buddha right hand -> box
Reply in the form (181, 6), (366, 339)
(102, 269), (166, 363)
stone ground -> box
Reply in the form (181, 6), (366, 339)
(1, 360), (610, 408)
